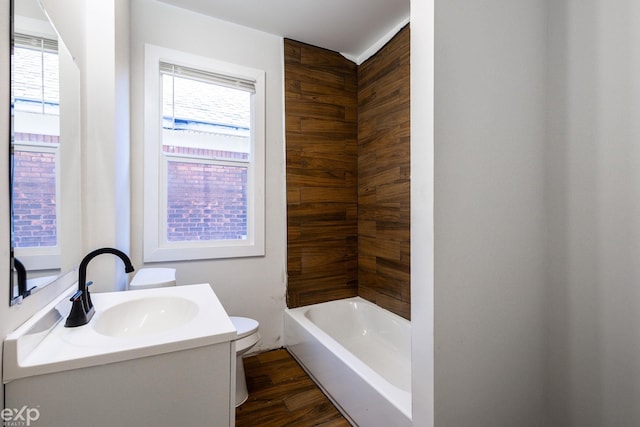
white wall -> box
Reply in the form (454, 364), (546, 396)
(433, 0), (548, 425)
(546, 0), (640, 425)
(410, 1), (435, 426)
(80, 0), (132, 291)
(38, 0), (85, 67)
(42, 0), (132, 291)
(129, 0), (287, 353)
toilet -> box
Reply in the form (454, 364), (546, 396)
(128, 268), (260, 407)
(230, 316), (260, 407)
(128, 267), (177, 290)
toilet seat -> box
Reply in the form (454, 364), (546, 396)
(230, 316), (260, 354)
(230, 316), (259, 340)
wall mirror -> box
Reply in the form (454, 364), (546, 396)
(10, 0), (81, 305)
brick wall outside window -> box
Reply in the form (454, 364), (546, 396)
(12, 133), (59, 248)
(166, 145), (248, 241)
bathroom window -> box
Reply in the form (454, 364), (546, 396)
(143, 45), (265, 262)
(11, 34), (61, 269)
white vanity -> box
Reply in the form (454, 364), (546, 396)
(3, 284), (236, 427)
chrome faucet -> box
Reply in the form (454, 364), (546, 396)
(65, 247), (135, 327)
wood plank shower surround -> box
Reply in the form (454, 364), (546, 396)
(285, 25), (410, 319)
(357, 27), (411, 319)
(285, 39), (359, 307)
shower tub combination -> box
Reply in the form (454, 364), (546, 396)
(284, 297), (411, 426)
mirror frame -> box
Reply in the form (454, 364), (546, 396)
(9, 0), (19, 305)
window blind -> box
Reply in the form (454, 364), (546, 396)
(13, 33), (58, 53)
(160, 62), (256, 93)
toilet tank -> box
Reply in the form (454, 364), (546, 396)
(129, 268), (176, 290)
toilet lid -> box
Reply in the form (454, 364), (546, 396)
(230, 316), (259, 339)
(129, 268), (176, 288)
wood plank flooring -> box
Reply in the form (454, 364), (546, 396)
(235, 349), (351, 427)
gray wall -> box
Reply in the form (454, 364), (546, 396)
(546, 0), (640, 425)
(434, 0), (548, 424)
(433, 0), (640, 425)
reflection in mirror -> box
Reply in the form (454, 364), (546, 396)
(10, 0), (81, 305)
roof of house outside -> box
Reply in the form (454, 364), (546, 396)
(163, 74), (251, 133)
(12, 45), (59, 110)
(13, 43), (251, 136)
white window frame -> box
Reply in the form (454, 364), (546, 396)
(12, 141), (62, 270)
(143, 44), (265, 262)
(12, 33), (62, 271)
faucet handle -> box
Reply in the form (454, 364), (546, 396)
(85, 281), (94, 311)
(69, 290), (83, 302)
(65, 290), (88, 327)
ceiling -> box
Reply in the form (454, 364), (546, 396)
(157, 0), (410, 64)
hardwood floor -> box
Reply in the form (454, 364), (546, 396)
(235, 349), (351, 427)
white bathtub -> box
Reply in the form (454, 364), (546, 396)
(284, 297), (411, 426)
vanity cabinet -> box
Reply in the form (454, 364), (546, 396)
(5, 342), (235, 427)
(3, 284), (237, 427)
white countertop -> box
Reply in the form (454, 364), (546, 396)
(3, 283), (236, 383)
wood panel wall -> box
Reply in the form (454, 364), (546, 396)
(357, 26), (411, 319)
(285, 27), (410, 319)
(285, 39), (359, 307)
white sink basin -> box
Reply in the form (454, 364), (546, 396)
(3, 284), (237, 383)
(93, 296), (199, 337)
